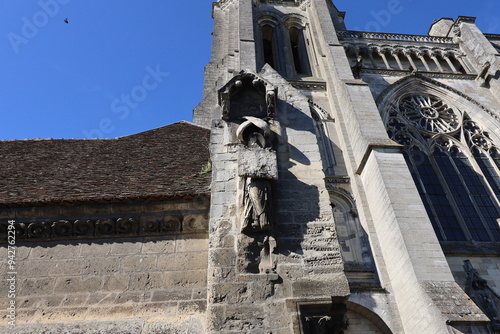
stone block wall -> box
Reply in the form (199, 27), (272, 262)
(0, 199), (209, 333)
(0, 235), (207, 325)
(446, 256), (500, 295)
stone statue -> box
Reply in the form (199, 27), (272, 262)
(243, 177), (272, 233)
(236, 117), (277, 234)
(476, 61), (491, 87)
(266, 89), (277, 118)
(351, 56), (363, 79)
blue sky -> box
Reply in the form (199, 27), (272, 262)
(0, 0), (498, 140)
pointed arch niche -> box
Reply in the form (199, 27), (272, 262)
(378, 76), (500, 242)
(329, 187), (377, 284)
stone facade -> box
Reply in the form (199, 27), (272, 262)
(2, 0), (500, 333)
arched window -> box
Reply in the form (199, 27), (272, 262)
(310, 103), (336, 176)
(384, 93), (500, 242)
(288, 26), (311, 76)
(256, 14), (313, 78)
(328, 188), (378, 287)
(256, 16), (281, 74)
(262, 24), (276, 69)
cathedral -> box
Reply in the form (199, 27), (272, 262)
(2, 0), (500, 333)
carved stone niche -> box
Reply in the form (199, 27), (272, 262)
(218, 71), (277, 121)
(298, 298), (349, 334)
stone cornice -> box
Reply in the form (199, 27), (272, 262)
(325, 176), (350, 184)
(254, 0), (311, 8)
(361, 68), (477, 80)
(0, 212), (208, 243)
(337, 30), (455, 45)
(485, 33), (500, 41)
(289, 79), (327, 90)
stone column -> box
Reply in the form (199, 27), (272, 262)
(390, 48), (405, 70)
(367, 46), (378, 69)
(416, 50), (432, 71)
(440, 50), (459, 73)
(429, 50), (445, 72)
(403, 49), (418, 71)
(377, 47), (393, 70)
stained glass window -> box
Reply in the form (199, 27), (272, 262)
(384, 93), (500, 242)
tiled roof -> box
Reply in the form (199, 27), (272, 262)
(0, 121), (211, 206)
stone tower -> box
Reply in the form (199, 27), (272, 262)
(194, 0), (500, 333)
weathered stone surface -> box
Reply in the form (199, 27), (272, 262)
(0, 317), (205, 334)
(0, 320), (145, 334)
(238, 148), (278, 179)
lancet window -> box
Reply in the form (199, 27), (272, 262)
(262, 24), (277, 70)
(311, 103), (336, 176)
(384, 93), (500, 242)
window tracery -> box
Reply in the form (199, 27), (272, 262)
(398, 94), (461, 134)
(384, 93), (500, 242)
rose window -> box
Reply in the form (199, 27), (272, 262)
(398, 95), (460, 134)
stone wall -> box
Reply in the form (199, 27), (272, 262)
(0, 199), (209, 333)
(446, 256), (500, 295)
(206, 67), (349, 333)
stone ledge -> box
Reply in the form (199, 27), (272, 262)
(421, 281), (489, 323)
(0, 317), (205, 334)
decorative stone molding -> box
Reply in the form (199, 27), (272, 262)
(254, 0), (310, 7)
(290, 80), (327, 90)
(361, 68), (476, 80)
(484, 33), (500, 40)
(0, 213), (208, 243)
(337, 30), (455, 44)
(309, 101), (333, 121)
(325, 176), (350, 185)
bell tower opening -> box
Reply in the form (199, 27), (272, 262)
(262, 25), (276, 69)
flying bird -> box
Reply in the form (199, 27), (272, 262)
(64, 17), (69, 24)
